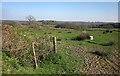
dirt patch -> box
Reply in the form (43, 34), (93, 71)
(58, 44), (120, 74)
(83, 49), (119, 74)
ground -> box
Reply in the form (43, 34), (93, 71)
(2, 25), (120, 74)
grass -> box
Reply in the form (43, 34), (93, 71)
(2, 48), (83, 74)
(2, 25), (119, 74)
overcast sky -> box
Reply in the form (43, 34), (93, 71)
(2, 2), (118, 22)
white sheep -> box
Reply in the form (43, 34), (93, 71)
(90, 36), (93, 40)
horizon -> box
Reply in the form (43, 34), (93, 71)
(2, 2), (118, 22)
(2, 19), (118, 23)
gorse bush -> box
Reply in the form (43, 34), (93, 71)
(72, 31), (90, 40)
(2, 25), (54, 67)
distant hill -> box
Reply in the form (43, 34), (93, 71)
(2, 20), (119, 28)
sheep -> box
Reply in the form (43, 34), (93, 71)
(90, 36), (93, 40)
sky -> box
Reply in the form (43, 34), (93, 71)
(2, 2), (118, 22)
(1, 0), (120, 2)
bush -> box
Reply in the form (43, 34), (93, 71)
(58, 31), (61, 33)
(55, 22), (81, 30)
(100, 40), (116, 46)
(44, 52), (61, 64)
(102, 30), (113, 34)
(89, 51), (107, 57)
(56, 38), (62, 41)
(2, 25), (54, 68)
(72, 31), (90, 40)
(67, 31), (71, 33)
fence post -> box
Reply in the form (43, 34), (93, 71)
(32, 42), (38, 69)
(53, 37), (57, 53)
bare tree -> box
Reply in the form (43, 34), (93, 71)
(26, 15), (36, 25)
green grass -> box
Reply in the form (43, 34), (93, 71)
(2, 25), (119, 74)
(2, 49), (83, 74)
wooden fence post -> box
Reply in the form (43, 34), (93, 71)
(32, 42), (38, 69)
(53, 37), (57, 53)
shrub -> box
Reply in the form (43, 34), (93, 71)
(100, 40), (116, 46)
(55, 24), (65, 28)
(44, 52), (61, 64)
(2, 25), (54, 68)
(109, 30), (113, 33)
(56, 38), (62, 41)
(89, 51), (107, 57)
(58, 31), (61, 33)
(67, 31), (71, 33)
(72, 31), (90, 40)
(44, 32), (47, 34)
(55, 22), (81, 30)
(102, 30), (113, 34)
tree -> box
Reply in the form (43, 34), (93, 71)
(26, 15), (36, 25)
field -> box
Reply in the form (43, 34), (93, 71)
(2, 24), (120, 74)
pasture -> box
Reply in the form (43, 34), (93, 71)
(2, 24), (120, 74)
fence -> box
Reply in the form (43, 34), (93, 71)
(32, 36), (57, 68)
(3, 33), (57, 68)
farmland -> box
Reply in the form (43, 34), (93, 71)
(1, 21), (120, 74)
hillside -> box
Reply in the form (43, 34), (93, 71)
(2, 21), (120, 74)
